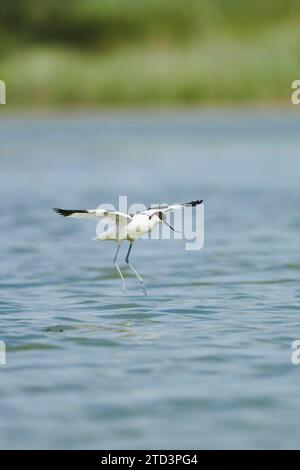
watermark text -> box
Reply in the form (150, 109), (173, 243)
(0, 340), (6, 366)
(95, 196), (204, 251)
(291, 80), (300, 105)
(0, 80), (6, 104)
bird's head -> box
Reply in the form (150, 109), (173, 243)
(157, 211), (178, 232)
(157, 211), (166, 222)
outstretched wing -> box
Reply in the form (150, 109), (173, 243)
(53, 208), (132, 225)
(141, 199), (203, 218)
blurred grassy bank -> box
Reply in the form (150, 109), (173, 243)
(1, 0), (300, 107)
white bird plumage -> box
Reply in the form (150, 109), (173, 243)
(53, 199), (203, 295)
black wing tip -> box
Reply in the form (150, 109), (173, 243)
(53, 208), (88, 217)
(53, 208), (71, 217)
(184, 199), (203, 207)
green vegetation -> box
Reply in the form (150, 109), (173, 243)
(1, 0), (300, 107)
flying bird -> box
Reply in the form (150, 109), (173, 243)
(53, 199), (203, 295)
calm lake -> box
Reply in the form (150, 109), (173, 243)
(0, 110), (300, 449)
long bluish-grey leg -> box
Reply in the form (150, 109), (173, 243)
(125, 243), (147, 296)
(114, 243), (126, 294)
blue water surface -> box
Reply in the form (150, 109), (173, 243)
(0, 110), (300, 449)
